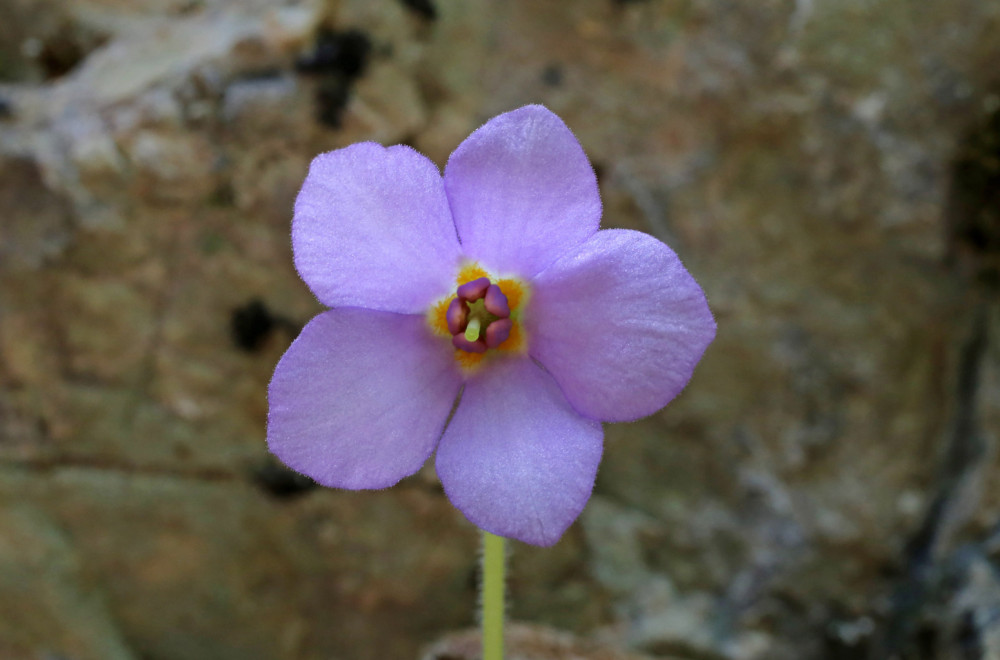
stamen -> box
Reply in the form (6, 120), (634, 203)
(457, 277), (491, 302)
(484, 285), (510, 318)
(484, 318), (512, 349)
(465, 317), (482, 342)
(446, 298), (469, 335)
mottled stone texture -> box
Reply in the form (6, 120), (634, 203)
(1, 0), (1000, 658)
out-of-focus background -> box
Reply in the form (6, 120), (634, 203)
(1, 0), (999, 658)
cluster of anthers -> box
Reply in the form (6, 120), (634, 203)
(431, 264), (527, 368)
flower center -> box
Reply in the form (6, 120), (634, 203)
(446, 277), (514, 353)
(426, 263), (529, 370)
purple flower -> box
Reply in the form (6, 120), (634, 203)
(267, 105), (715, 546)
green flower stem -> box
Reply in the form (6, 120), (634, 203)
(481, 530), (506, 660)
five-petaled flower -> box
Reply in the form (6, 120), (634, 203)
(267, 105), (716, 546)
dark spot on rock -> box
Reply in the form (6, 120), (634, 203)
(541, 64), (563, 87)
(34, 28), (108, 80)
(296, 28), (371, 79)
(252, 460), (317, 499)
(906, 622), (937, 657)
(945, 95), (1000, 285)
(315, 76), (352, 128)
(0, 97), (12, 119)
(296, 28), (372, 128)
(230, 298), (276, 352)
(398, 0), (438, 20)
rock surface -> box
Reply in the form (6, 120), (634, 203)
(2, 0), (1000, 658)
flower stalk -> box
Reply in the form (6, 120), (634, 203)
(481, 530), (506, 660)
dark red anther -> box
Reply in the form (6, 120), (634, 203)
(452, 333), (487, 353)
(456, 277), (490, 302)
(483, 284), (510, 318)
(484, 318), (512, 349)
(446, 298), (469, 334)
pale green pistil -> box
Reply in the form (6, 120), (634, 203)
(465, 317), (482, 342)
(463, 299), (499, 343)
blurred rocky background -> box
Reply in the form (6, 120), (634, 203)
(1, 0), (1000, 658)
